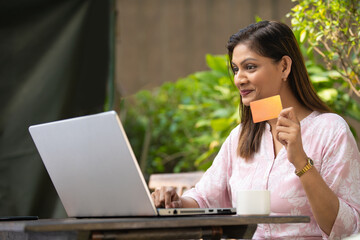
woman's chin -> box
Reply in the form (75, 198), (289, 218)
(240, 94), (255, 106)
(241, 100), (251, 107)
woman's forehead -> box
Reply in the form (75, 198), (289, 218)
(232, 44), (261, 62)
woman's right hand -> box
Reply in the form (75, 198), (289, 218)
(151, 186), (183, 208)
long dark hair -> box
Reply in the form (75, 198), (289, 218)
(226, 21), (331, 159)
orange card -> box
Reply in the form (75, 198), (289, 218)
(250, 95), (282, 123)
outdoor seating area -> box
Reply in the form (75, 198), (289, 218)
(1, 0), (359, 239)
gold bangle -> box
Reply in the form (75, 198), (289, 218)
(295, 158), (314, 177)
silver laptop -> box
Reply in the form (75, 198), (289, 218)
(29, 111), (235, 217)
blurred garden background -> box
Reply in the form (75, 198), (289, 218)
(0, 0), (359, 218)
(118, 0), (360, 177)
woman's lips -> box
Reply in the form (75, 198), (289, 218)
(240, 90), (253, 96)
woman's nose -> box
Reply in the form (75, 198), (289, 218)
(234, 71), (247, 86)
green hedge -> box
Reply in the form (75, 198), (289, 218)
(121, 55), (239, 176)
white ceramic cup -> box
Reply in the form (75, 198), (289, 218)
(236, 190), (271, 215)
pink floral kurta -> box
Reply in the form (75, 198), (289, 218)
(183, 111), (360, 239)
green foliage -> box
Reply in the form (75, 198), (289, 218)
(122, 55), (239, 175)
(306, 56), (360, 139)
(288, 0), (360, 97)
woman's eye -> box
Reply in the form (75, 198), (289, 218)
(246, 64), (256, 70)
(232, 67), (239, 74)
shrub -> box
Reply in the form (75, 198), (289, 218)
(288, 0), (360, 97)
(122, 55), (239, 175)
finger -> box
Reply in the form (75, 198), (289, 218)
(170, 200), (183, 208)
(276, 125), (291, 134)
(164, 189), (172, 208)
(277, 115), (295, 128)
(277, 131), (289, 146)
(151, 192), (160, 207)
(276, 125), (299, 139)
(279, 107), (293, 117)
(159, 186), (167, 206)
(277, 119), (301, 136)
(279, 107), (299, 122)
(164, 187), (177, 208)
(277, 127), (300, 145)
(152, 189), (163, 207)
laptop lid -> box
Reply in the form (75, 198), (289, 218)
(29, 111), (236, 217)
(29, 111), (157, 217)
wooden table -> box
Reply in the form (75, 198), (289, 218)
(0, 215), (310, 240)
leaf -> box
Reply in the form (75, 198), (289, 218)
(214, 85), (230, 95)
(210, 118), (233, 131)
(300, 29), (307, 43)
(318, 89), (338, 102)
(205, 54), (228, 74)
(178, 104), (198, 110)
(307, 65), (325, 74)
(255, 15), (263, 23)
(310, 75), (330, 83)
(193, 71), (220, 83)
(195, 119), (211, 128)
(327, 72), (341, 81)
(194, 148), (217, 166)
(211, 109), (231, 118)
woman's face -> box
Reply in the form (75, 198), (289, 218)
(231, 43), (286, 106)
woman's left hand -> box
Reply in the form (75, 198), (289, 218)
(276, 107), (307, 167)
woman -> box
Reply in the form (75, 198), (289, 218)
(152, 21), (360, 239)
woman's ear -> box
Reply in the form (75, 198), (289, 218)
(281, 55), (292, 80)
